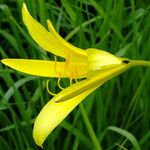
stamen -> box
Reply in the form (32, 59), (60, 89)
(46, 80), (56, 96)
(66, 51), (71, 66)
(54, 55), (57, 62)
(54, 56), (65, 90)
(54, 55), (63, 76)
(64, 51), (71, 75)
(54, 55), (59, 75)
(74, 67), (78, 79)
(75, 78), (78, 83)
(69, 78), (73, 85)
(68, 67), (79, 86)
(58, 77), (64, 90)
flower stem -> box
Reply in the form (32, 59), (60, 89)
(130, 60), (150, 67)
(79, 104), (102, 150)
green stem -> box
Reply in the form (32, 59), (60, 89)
(79, 104), (102, 150)
(130, 60), (150, 67)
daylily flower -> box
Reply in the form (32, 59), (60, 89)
(1, 3), (150, 148)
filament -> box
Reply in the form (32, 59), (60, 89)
(46, 54), (83, 97)
(58, 77), (64, 90)
(46, 80), (56, 96)
(75, 78), (78, 83)
(54, 55), (59, 75)
(69, 78), (73, 85)
(54, 55), (63, 76)
(66, 51), (71, 67)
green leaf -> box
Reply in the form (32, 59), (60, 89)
(108, 126), (141, 150)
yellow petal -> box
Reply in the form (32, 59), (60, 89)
(1, 59), (88, 78)
(33, 86), (98, 147)
(22, 3), (87, 62)
(33, 62), (132, 147)
(47, 20), (87, 62)
(55, 62), (131, 102)
(87, 48), (122, 71)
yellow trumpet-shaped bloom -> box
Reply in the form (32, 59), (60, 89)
(1, 3), (150, 148)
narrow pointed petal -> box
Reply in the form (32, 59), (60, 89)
(46, 20), (87, 62)
(1, 59), (88, 78)
(33, 62), (132, 147)
(33, 86), (98, 147)
(22, 3), (87, 62)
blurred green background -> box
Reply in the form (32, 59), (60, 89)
(0, 0), (150, 149)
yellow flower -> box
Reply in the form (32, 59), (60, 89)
(1, 3), (150, 148)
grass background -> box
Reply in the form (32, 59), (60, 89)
(0, 0), (150, 149)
